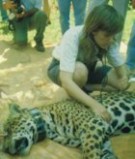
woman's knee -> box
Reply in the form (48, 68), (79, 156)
(107, 69), (128, 90)
(73, 62), (88, 87)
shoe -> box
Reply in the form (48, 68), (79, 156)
(34, 38), (45, 52)
(35, 42), (45, 52)
(34, 37), (45, 52)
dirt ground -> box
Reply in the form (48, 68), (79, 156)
(0, 40), (135, 159)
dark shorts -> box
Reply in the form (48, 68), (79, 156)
(47, 58), (61, 85)
(87, 64), (111, 84)
(47, 58), (112, 86)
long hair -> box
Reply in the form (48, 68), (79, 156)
(77, 4), (124, 65)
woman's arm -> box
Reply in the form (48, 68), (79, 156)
(114, 64), (129, 89)
(60, 71), (111, 122)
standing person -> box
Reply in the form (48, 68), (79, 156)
(126, 0), (135, 76)
(88, 0), (129, 17)
(126, 22), (135, 75)
(88, 0), (129, 42)
(57, 0), (87, 34)
(3, 0), (48, 52)
(47, 4), (128, 123)
(0, 0), (8, 22)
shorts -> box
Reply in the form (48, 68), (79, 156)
(47, 58), (61, 85)
(87, 64), (111, 84)
(47, 58), (112, 86)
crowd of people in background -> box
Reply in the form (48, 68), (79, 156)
(57, 0), (87, 34)
(1, 0), (48, 52)
(0, 1), (134, 68)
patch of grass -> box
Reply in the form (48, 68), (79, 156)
(45, 5), (61, 45)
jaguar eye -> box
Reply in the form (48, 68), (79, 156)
(15, 137), (28, 153)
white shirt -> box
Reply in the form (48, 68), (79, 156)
(52, 25), (124, 73)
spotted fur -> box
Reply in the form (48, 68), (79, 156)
(2, 91), (135, 159)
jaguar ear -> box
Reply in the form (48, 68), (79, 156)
(8, 103), (22, 116)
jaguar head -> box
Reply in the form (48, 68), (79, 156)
(2, 104), (37, 155)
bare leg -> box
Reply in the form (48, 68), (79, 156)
(107, 68), (129, 90)
(73, 62), (88, 88)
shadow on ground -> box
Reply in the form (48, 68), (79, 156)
(0, 40), (135, 159)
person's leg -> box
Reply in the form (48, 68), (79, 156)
(30, 10), (47, 52)
(87, 0), (108, 13)
(106, 68), (128, 90)
(57, 0), (71, 34)
(126, 22), (135, 72)
(47, 58), (61, 85)
(113, 0), (129, 18)
(73, 62), (88, 87)
(0, 0), (8, 21)
(72, 0), (87, 25)
(113, 0), (129, 42)
(84, 64), (116, 92)
(48, 59), (88, 87)
(13, 18), (29, 45)
(48, 59), (126, 92)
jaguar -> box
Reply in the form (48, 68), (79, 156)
(1, 91), (135, 159)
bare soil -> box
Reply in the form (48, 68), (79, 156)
(0, 39), (135, 159)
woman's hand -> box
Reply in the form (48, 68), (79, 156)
(60, 71), (112, 123)
(91, 102), (112, 123)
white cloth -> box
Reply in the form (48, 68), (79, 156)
(52, 25), (124, 73)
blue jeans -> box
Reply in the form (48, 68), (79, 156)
(57, 0), (87, 34)
(0, 0), (8, 21)
(126, 22), (135, 70)
(88, 0), (129, 15)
